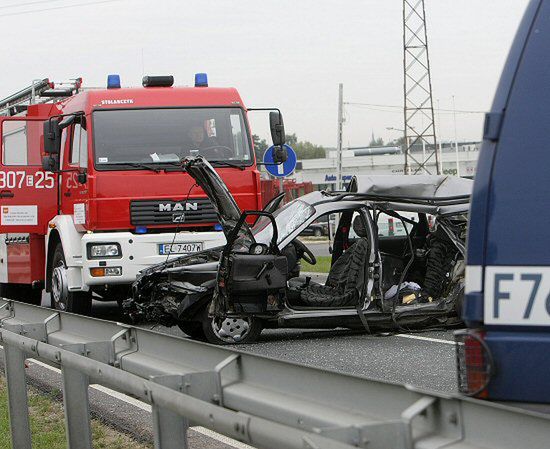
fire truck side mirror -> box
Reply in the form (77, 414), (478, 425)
(77, 172), (87, 184)
(43, 119), (61, 155)
(272, 146), (288, 164)
(59, 114), (76, 129)
(269, 111), (286, 147)
(41, 155), (59, 172)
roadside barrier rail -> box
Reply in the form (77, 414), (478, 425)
(1, 299), (550, 449)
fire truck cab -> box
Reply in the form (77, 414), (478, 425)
(0, 74), (284, 314)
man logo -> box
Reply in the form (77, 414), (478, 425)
(159, 202), (199, 212)
(172, 213), (185, 223)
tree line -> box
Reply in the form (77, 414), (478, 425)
(252, 133), (326, 161)
(252, 133), (404, 161)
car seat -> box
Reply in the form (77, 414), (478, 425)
(291, 216), (370, 307)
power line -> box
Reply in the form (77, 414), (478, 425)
(345, 101), (485, 114)
(0, 0), (66, 9)
(0, 0), (123, 18)
(0, 0), (67, 11)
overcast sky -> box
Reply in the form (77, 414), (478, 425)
(1, 0), (530, 147)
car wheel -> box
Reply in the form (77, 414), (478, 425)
(177, 321), (207, 340)
(50, 243), (92, 315)
(314, 228), (322, 237)
(0, 283), (42, 305)
(200, 308), (262, 345)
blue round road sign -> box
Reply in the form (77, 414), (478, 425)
(263, 144), (297, 178)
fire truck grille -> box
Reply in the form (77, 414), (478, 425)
(130, 198), (218, 226)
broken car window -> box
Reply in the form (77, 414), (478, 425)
(253, 200), (315, 246)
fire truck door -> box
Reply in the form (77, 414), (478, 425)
(59, 121), (88, 228)
(0, 117), (57, 234)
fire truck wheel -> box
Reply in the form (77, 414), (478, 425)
(0, 283), (42, 305)
(50, 243), (92, 315)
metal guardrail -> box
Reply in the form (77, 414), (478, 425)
(1, 299), (550, 449)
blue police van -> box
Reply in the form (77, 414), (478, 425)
(456, 0), (550, 403)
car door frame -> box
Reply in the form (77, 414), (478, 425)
(213, 209), (282, 316)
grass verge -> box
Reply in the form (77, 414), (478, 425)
(301, 255), (332, 273)
(0, 375), (151, 449)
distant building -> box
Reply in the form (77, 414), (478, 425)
(291, 142), (480, 190)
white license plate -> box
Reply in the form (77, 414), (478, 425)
(484, 266), (550, 326)
(158, 242), (203, 255)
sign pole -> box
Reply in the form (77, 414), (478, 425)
(336, 83), (344, 191)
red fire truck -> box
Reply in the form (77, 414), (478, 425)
(260, 178), (314, 207)
(0, 74), (286, 314)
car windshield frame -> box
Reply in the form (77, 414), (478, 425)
(91, 106), (254, 171)
(252, 199), (316, 246)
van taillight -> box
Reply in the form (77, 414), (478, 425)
(455, 330), (493, 397)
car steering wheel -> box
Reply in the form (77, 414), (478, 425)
(293, 239), (317, 265)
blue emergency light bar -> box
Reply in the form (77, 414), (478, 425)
(195, 73), (208, 87)
(107, 74), (121, 89)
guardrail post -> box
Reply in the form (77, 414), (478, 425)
(150, 376), (189, 449)
(62, 365), (93, 449)
(152, 404), (189, 449)
(4, 344), (32, 449)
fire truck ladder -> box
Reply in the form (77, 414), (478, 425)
(0, 77), (82, 116)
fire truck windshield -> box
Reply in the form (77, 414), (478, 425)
(93, 107), (253, 169)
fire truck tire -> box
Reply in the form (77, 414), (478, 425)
(50, 243), (92, 315)
(0, 283), (42, 305)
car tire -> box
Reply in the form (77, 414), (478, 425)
(50, 243), (92, 315)
(0, 283), (42, 305)
(197, 306), (262, 345)
(314, 228), (322, 237)
(177, 321), (207, 340)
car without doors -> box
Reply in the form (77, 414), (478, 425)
(124, 156), (471, 344)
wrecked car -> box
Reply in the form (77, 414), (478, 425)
(124, 156), (471, 344)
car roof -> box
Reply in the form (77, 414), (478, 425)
(349, 175), (473, 200)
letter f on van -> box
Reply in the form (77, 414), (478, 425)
(494, 273), (514, 318)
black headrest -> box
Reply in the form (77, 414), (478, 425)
(352, 215), (368, 238)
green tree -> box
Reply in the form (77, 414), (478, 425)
(285, 133), (298, 146)
(285, 133), (325, 160)
(388, 135), (406, 149)
(252, 134), (268, 162)
(369, 136), (385, 147)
